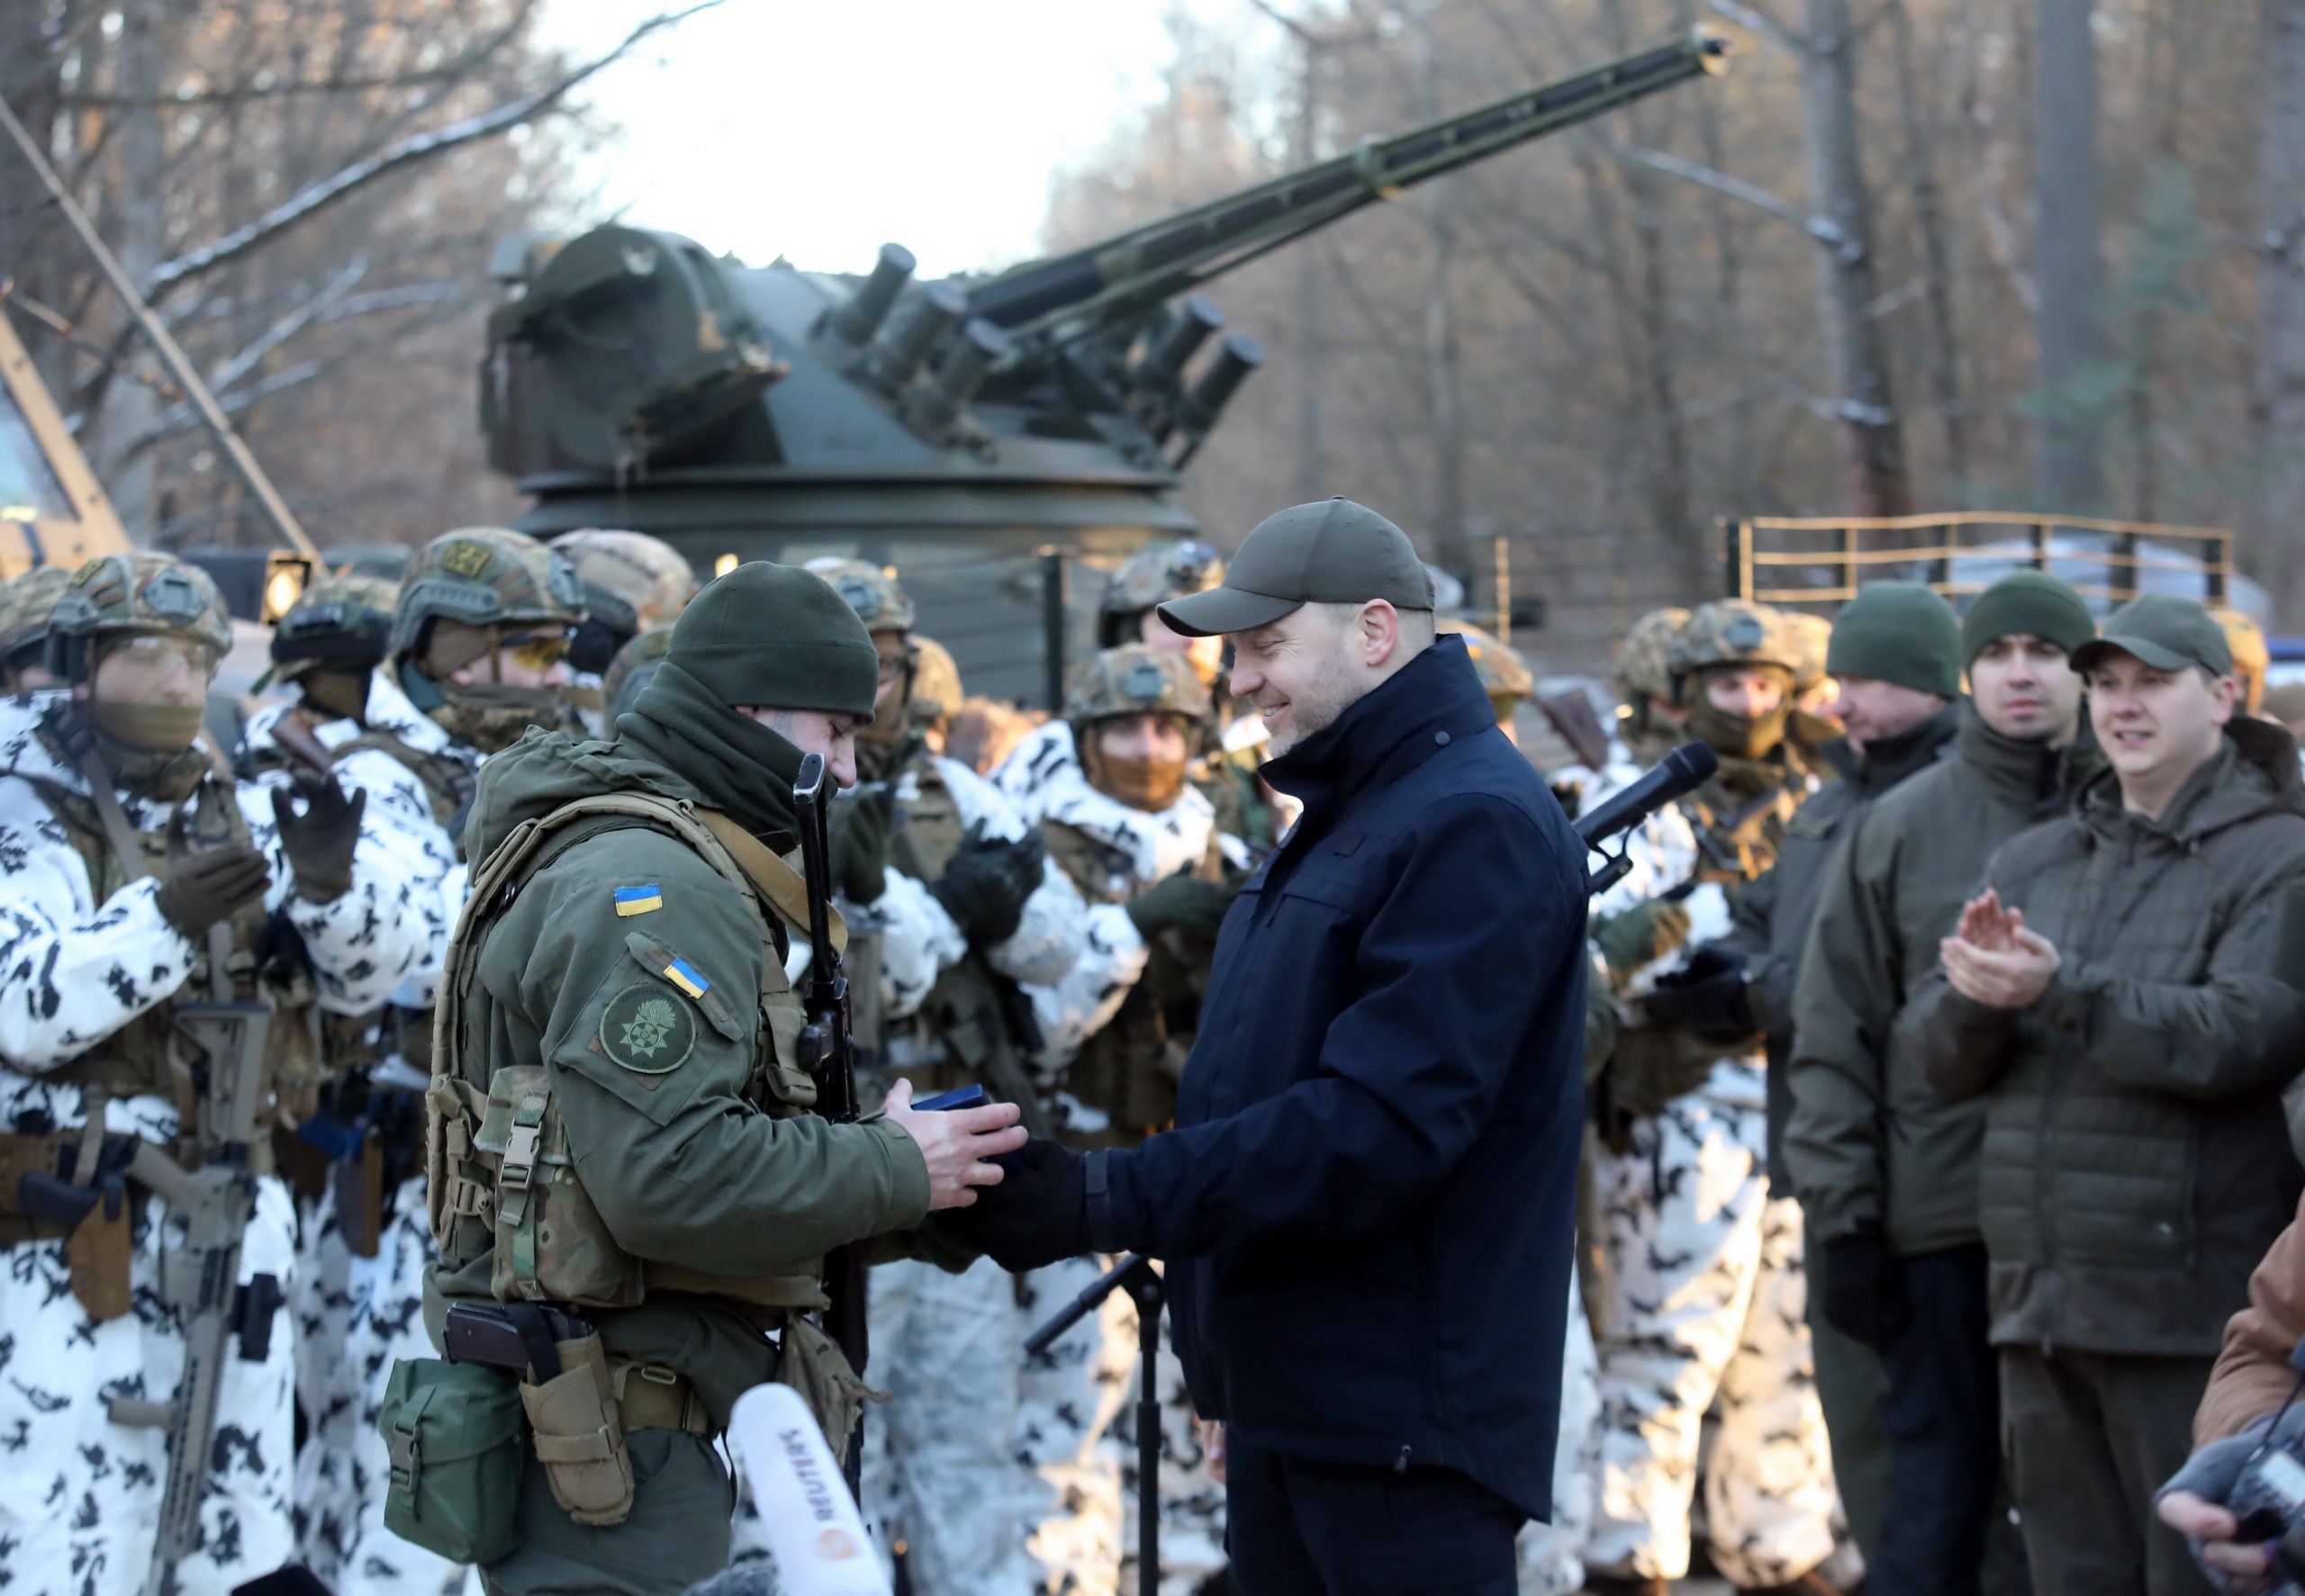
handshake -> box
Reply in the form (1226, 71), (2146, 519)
(881, 1079), (1097, 1270)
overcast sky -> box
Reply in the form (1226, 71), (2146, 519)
(535, 0), (1236, 277)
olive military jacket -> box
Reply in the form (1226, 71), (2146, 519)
(1902, 720), (2305, 1357)
(425, 728), (931, 1421)
(1786, 708), (2096, 1254)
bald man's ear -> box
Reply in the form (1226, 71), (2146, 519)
(1357, 600), (1403, 667)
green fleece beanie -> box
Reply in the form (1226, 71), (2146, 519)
(1959, 568), (2096, 669)
(1825, 581), (1961, 699)
(666, 561), (881, 719)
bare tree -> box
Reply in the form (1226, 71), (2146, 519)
(2032, 0), (2108, 507)
(2258, 0), (2305, 603)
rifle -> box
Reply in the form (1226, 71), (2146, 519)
(791, 753), (869, 1488)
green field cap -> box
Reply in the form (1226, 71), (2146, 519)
(1157, 498), (1433, 638)
(2071, 593), (2232, 677)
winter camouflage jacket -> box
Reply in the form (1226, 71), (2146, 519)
(1787, 708), (2098, 1254)
(1904, 719), (2305, 1356)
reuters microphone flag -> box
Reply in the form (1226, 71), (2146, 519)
(728, 1384), (892, 1595)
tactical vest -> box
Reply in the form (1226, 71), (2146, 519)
(1043, 820), (1225, 1150)
(338, 725), (478, 843)
(425, 790), (839, 1313)
(15, 760), (323, 1133)
(1679, 752), (1812, 885)
(868, 754), (1053, 1137)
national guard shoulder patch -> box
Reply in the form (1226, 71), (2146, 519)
(613, 884), (664, 916)
(600, 981), (697, 1074)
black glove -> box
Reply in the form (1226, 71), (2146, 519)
(931, 826), (1044, 947)
(828, 785), (895, 905)
(1642, 947), (1757, 1043)
(156, 841), (271, 938)
(939, 1138), (1092, 1272)
(270, 775), (367, 903)
(1125, 871), (1240, 941)
(1820, 1230), (1911, 1351)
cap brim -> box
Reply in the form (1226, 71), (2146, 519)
(1155, 586), (1305, 639)
(2071, 634), (2194, 673)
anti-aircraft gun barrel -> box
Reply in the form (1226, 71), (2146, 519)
(969, 26), (1729, 351)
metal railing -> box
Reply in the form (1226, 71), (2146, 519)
(1722, 510), (2235, 610)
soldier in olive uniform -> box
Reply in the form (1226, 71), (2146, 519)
(290, 533), (590, 1596)
(1001, 645), (1245, 1596)
(0, 563), (72, 691)
(415, 560), (1026, 1596)
(0, 552), (427, 1595)
(765, 559), (1085, 1596)
(1584, 600), (1844, 1596)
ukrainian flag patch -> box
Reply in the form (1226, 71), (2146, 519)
(662, 957), (709, 998)
(613, 885), (664, 917)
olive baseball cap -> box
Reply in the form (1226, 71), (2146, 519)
(2071, 594), (2233, 677)
(1156, 498), (1433, 638)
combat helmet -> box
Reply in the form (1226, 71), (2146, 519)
(1781, 610), (1834, 695)
(0, 564), (76, 685)
(803, 558), (915, 636)
(46, 551), (233, 684)
(551, 528), (699, 633)
(2211, 606), (2271, 715)
(265, 573), (402, 689)
(389, 527), (586, 665)
(1097, 539), (1224, 647)
(1668, 599), (1796, 699)
(1065, 644), (1214, 729)
(1437, 618), (1535, 719)
(908, 635), (963, 731)
(1612, 607), (1688, 708)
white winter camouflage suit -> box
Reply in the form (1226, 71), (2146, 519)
(726, 748), (1089, 1596)
(246, 671), (472, 1596)
(1576, 755), (1843, 1589)
(0, 690), (428, 1596)
(997, 719), (1245, 1596)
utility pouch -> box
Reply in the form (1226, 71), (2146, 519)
(334, 1124), (384, 1259)
(519, 1330), (636, 1527)
(378, 1357), (527, 1565)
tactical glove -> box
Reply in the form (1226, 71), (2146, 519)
(1125, 871), (1239, 942)
(156, 842), (271, 938)
(1594, 897), (1692, 978)
(270, 775), (367, 903)
(829, 785), (895, 905)
(1820, 1230), (1911, 1351)
(940, 1138), (1092, 1272)
(1642, 947), (1757, 1043)
(931, 827), (1045, 947)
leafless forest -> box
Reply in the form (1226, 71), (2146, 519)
(6, 2), (2304, 672)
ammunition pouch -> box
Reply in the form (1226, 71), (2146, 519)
(0, 1132), (137, 1321)
(379, 1357), (528, 1565)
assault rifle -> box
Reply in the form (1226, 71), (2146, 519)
(791, 753), (869, 1492)
(105, 992), (283, 1596)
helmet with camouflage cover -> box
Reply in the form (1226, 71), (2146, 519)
(1065, 643), (1214, 729)
(389, 527), (586, 665)
(1781, 609), (1834, 693)
(551, 528), (699, 633)
(46, 551), (233, 684)
(1437, 618), (1535, 714)
(0, 564), (75, 685)
(802, 557), (916, 636)
(2210, 605), (2271, 715)
(908, 635), (962, 731)
(266, 574), (402, 688)
(1612, 607), (1688, 706)
(1668, 599), (1796, 698)
(1097, 539), (1224, 644)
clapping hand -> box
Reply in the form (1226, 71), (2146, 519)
(1939, 888), (2059, 1010)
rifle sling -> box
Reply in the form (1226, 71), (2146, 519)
(693, 807), (845, 959)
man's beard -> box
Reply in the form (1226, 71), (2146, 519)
(1264, 671), (1359, 758)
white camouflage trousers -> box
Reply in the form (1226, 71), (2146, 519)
(1586, 1093), (1839, 1587)
(1516, 1274), (1602, 1596)
(1013, 1255), (1134, 1596)
(291, 1173), (466, 1596)
(0, 1177), (297, 1596)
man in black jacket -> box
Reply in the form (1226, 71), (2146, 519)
(954, 498), (1589, 1596)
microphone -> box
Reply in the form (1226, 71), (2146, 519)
(1576, 741), (1718, 852)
